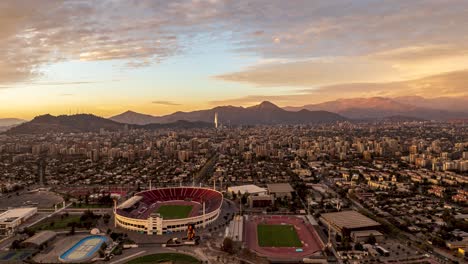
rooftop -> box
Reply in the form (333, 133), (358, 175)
(321, 211), (380, 230)
(21, 231), (56, 247)
(228, 184), (267, 195)
(267, 183), (294, 193)
(0, 208), (37, 222)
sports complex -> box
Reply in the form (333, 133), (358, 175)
(245, 215), (324, 261)
(114, 187), (223, 235)
(59, 235), (108, 263)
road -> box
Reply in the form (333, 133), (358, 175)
(194, 154), (218, 185)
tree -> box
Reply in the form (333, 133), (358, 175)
(69, 223), (76, 236)
(366, 233), (377, 245)
(10, 240), (22, 249)
(103, 214), (111, 224)
(222, 237), (235, 254)
(354, 243), (364, 251)
(241, 194), (248, 205)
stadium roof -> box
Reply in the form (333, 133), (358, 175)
(228, 185), (266, 195)
(117, 196), (142, 209)
(321, 211), (380, 230)
(267, 183), (294, 193)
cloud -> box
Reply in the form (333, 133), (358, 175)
(1, 0), (468, 90)
(210, 70), (468, 106)
(216, 56), (403, 87)
(31, 81), (104, 86)
(152, 100), (181, 106)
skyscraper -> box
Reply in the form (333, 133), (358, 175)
(214, 112), (218, 129)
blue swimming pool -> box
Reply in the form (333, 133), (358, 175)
(59, 235), (108, 263)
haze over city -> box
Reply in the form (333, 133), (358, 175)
(1, 0), (468, 119)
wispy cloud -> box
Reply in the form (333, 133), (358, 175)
(152, 100), (181, 106)
(1, 0), (468, 106)
(210, 70), (468, 107)
(30, 81), (104, 86)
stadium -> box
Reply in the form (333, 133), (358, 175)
(114, 187), (223, 235)
(245, 215), (324, 262)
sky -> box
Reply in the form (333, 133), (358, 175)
(1, 0), (468, 119)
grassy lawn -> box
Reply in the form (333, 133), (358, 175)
(126, 253), (200, 264)
(157, 205), (193, 219)
(31, 215), (81, 231)
(257, 224), (302, 247)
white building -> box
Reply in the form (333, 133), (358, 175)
(0, 207), (37, 235)
(227, 184), (267, 196)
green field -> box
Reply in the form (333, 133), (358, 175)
(126, 253), (200, 264)
(31, 215), (81, 231)
(157, 205), (193, 219)
(257, 224), (302, 247)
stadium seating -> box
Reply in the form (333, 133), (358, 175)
(136, 187), (222, 214)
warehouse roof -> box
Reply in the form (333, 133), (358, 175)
(0, 208), (36, 223)
(21, 231), (56, 247)
(321, 211), (380, 230)
(267, 183), (294, 193)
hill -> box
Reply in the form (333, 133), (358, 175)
(6, 114), (125, 134)
(110, 101), (346, 125)
(5, 114), (213, 135)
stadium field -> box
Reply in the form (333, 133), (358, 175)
(157, 205), (193, 219)
(257, 224), (302, 247)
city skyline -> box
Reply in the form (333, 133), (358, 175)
(1, 0), (468, 119)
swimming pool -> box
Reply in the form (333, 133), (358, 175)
(59, 235), (108, 263)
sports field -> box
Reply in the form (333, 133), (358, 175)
(257, 224), (302, 247)
(157, 205), (193, 219)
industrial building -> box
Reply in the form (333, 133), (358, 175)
(267, 183), (294, 199)
(0, 207), (37, 235)
(248, 195), (273, 208)
(21, 231), (57, 249)
(320, 210), (380, 236)
(351, 230), (384, 243)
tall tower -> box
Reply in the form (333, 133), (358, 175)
(214, 112), (218, 129)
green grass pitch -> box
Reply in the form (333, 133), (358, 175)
(156, 205), (193, 219)
(257, 224), (302, 247)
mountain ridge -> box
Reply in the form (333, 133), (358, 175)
(110, 101), (347, 125)
(5, 114), (213, 135)
(284, 97), (468, 120)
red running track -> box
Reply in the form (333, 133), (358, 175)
(245, 215), (324, 260)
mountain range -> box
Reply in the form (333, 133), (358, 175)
(110, 101), (346, 125)
(5, 114), (213, 134)
(3, 97), (468, 134)
(284, 96), (468, 120)
(5, 102), (345, 134)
